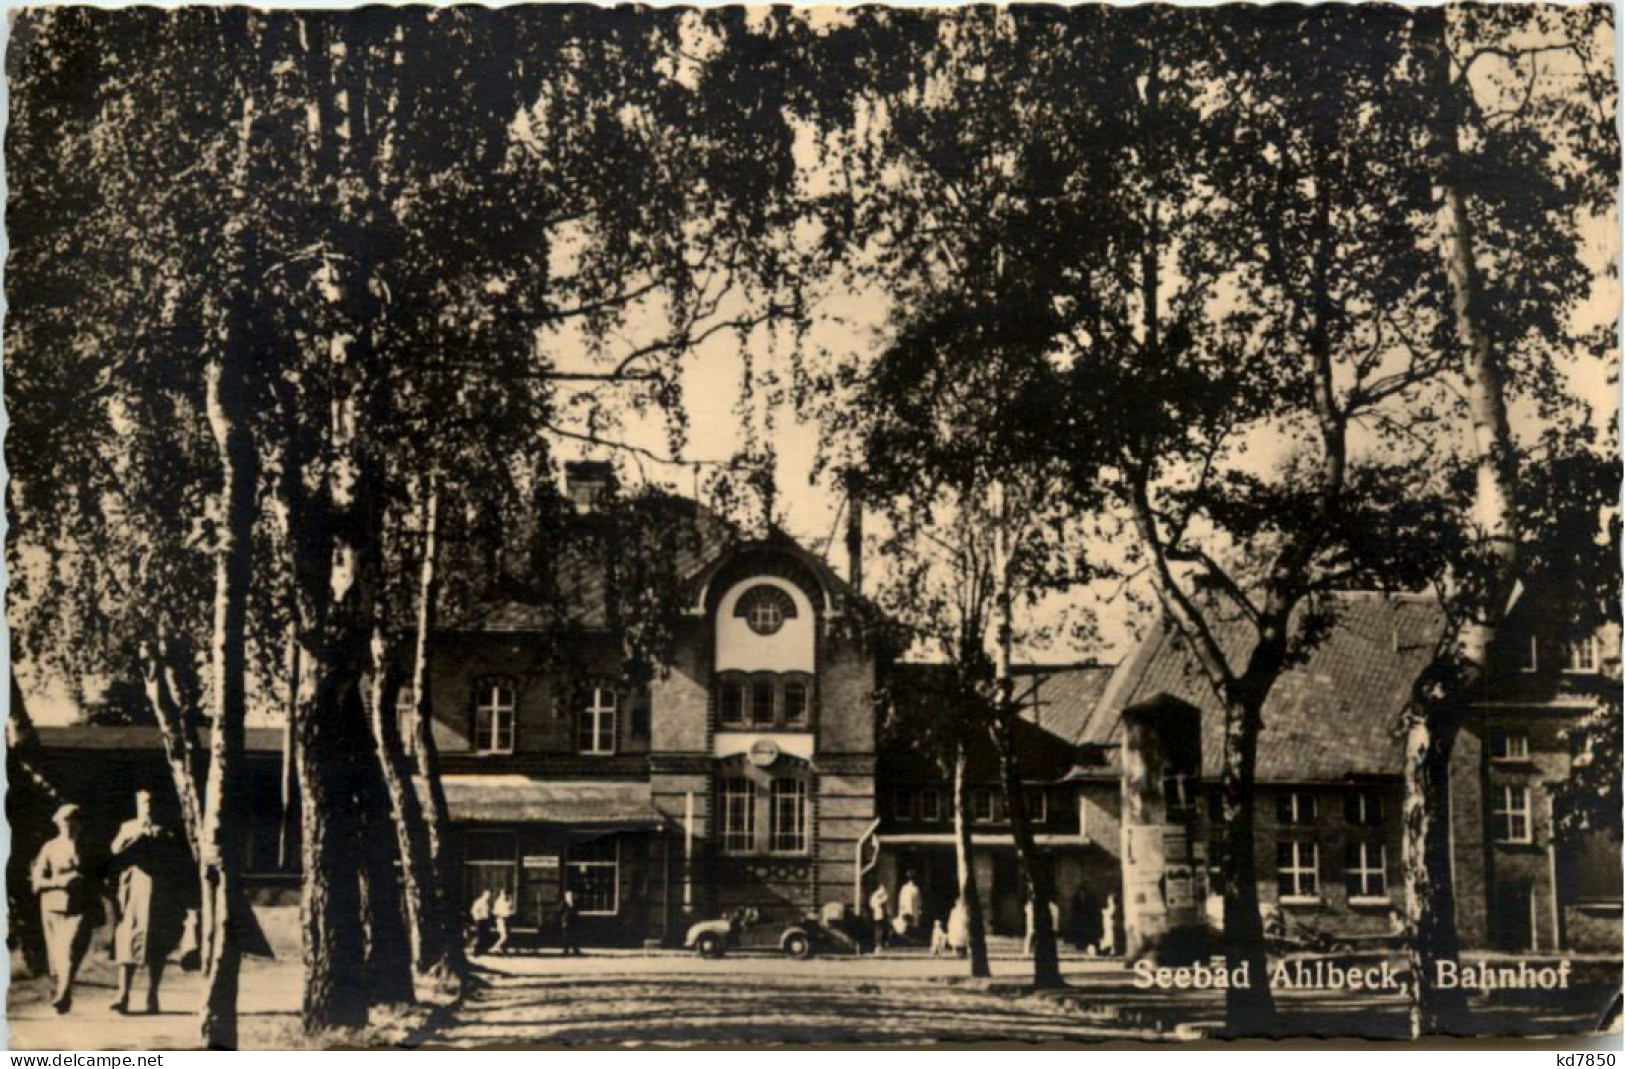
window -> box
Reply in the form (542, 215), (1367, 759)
(784, 679), (809, 725)
(1345, 789), (1383, 826)
(565, 837), (619, 914)
(1493, 785), (1532, 843)
(630, 693), (651, 740)
(1515, 635), (1539, 673)
(473, 682), (516, 754)
(770, 778), (808, 853)
(1163, 772), (1195, 817)
(1345, 841), (1387, 899)
(577, 686), (617, 755)
(1277, 792), (1317, 826)
(1565, 635), (1601, 674)
(889, 784), (912, 821)
(751, 679), (776, 725)
(735, 585), (797, 636)
(1277, 841), (1319, 899)
(718, 677), (746, 727)
(1024, 789), (1048, 824)
(972, 788), (995, 823)
(1490, 731), (1530, 762)
(917, 788), (941, 823)
(721, 778), (756, 853)
(396, 686), (418, 758)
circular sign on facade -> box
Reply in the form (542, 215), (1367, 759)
(748, 738), (781, 767)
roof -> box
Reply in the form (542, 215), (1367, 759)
(1095, 592), (1448, 781)
(35, 724), (286, 754)
(446, 492), (870, 635)
(880, 661), (1117, 783)
(1010, 663), (1116, 746)
(424, 776), (666, 828)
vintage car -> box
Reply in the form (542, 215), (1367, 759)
(684, 905), (861, 959)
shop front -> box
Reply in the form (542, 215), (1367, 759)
(437, 777), (671, 948)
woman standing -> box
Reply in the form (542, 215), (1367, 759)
(108, 790), (185, 1014)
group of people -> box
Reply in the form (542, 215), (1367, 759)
(867, 872), (978, 955)
(865, 872), (1123, 959)
(469, 888), (582, 956)
(29, 791), (188, 1016)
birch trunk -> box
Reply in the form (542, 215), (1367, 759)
(1400, 8), (1520, 1036)
(950, 740), (991, 979)
(195, 77), (262, 1049)
(367, 627), (445, 977)
(409, 475), (467, 977)
(989, 488), (1062, 989)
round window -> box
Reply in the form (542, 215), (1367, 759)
(736, 585), (797, 636)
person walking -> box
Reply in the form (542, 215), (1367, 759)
(559, 890), (582, 957)
(491, 889), (515, 955)
(868, 883), (891, 953)
(947, 898), (969, 959)
(897, 872), (922, 935)
(1099, 893), (1119, 956)
(469, 888), (493, 955)
(929, 918), (948, 957)
(31, 804), (99, 1015)
(108, 790), (185, 1014)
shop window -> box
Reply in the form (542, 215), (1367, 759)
(1276, 840), (1319, 900)
(1493, 785), (1532, 843)
(396, 685), (418, 758)
(721, 778), (755, 854)
(473, 681), (515, 754)
(565, 837), (619, 915)
(1277, 791), (1317, 826)
(577, 686), (617, 755)
(463, 831), (516, 904)
(718, 676), (746, 727)
(770, 778), (808, 853)
(1490, 731), (1530, 762)
(1345, 789), (1383, 826)
(1345, 841), (1386, 900)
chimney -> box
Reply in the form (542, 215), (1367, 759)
(844, 493), (864, 594)
(564, 460), (615, 514)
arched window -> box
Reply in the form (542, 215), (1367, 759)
(578, 686), (617, 755)
(473, 680), (516, 754)
(734, 585), (797, 636)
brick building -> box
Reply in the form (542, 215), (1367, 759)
(405, 463), (881, 946)
(870, 591), (1618, 958)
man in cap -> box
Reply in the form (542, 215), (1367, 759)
(30, 804), (99, 1014)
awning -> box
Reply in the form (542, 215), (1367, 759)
(416, 776), (667, 830)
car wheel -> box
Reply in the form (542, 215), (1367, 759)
(697, 932), (725, 958)
(783, 932), (812, 960)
